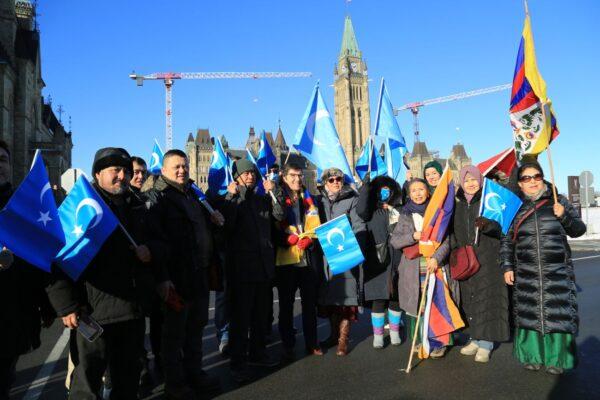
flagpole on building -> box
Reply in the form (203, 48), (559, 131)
(403, 269), (432, 373)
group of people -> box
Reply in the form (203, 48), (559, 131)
(0, 139), (586, 400)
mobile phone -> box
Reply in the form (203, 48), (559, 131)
(77, 314), (104, 342)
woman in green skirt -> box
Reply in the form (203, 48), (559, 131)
(500, 159), (586, 374)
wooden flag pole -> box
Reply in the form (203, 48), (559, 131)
(545, 146), (559, 204)
(402, 268), (432, 373)
(540, 100), (559, 204)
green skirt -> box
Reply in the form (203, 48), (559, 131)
(514, 328), (577, 369)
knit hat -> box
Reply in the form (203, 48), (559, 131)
(232, 159), (256, 179)
(321, 167), (344, 182)
(92, 147), (132, 175)
(423, 160), (443, 177)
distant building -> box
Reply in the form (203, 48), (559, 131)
(186, 128), (213, 190)
(406, 141), (471, 183)
(0, 0), (72, 185)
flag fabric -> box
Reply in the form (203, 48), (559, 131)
(510, 14), (559, 159)
(246, 148), (257, 165)
(419, 166), (455, 258)
(420, 269), (465, 358)
(190, 183), (207, 202)
(256, 130), (276, 177)
(477, 147), (517, 178)
(314, 214), (364, 275)
(373, 79), (408, 182)
(480, 178), (523, 235)
(208, 137), (233, 196)
(54, 176), (119, 280)
(0, 150), (65, 272)
(148, 139), (164, 174)
(293, 83), (355, 183)
(354, 137), (387, 181)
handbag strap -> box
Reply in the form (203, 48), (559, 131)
(512, 199), (549, 242)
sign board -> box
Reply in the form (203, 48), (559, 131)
(61, 168), (87, 194)
(567, 176), (581, 215)
(579, 171), (593, 187)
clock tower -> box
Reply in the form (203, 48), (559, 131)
(334, 15), (371, 171)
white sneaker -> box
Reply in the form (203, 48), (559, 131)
(389, 330), (402, 346)
(460, 341), (479, 356)
(373, 334), (384, 349)
(475, 348), (491, 363)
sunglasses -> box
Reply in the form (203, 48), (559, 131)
(519, 173), (543, 183)
(327, 177), (343, 183)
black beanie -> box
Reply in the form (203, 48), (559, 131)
(517, 156), (544, 178)
(232, 159), (256, 179)
(92, 147), (132, 175)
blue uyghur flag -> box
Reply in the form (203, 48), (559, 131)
(0, 150), (65, 271)
(374, 79), (408, 182)
(293, 83), (355, 183)
(208, 137), (233, 196)
(256, 130), (276, 177)
(191, 183), (207, 202)
(148, 139), (164, 174)
(315, 214), (364, 276)
(54, 176), (119, 280)
(480, 178), (523, 234)
(246, 148), (257, 165)
(354, 137), (387, 181)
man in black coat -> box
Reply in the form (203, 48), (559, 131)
(221, 159), (285, 382)
(144, 149), (222, 399)
(46, 147), (155, 399)
(0, 141), (54, 399)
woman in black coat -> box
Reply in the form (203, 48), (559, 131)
(451, 166), (509, 363)
(500, 160), (586, 375)
(356, 175), (404, 349)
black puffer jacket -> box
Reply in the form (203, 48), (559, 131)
(451, 189), (509, 342)
(500, 184), (586, 334)
(356, 176), (403, 302)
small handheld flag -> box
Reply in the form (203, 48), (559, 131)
(315, 214), (364, 275)
(256, 130), (276, 177)
(149, 139), (164, 174)
(480, 178), (523, 235)
(55, 176), (119, 280)
(208, 137), (233, 196)
(354, 137), (387, 181)
(0, 150), (65, 271)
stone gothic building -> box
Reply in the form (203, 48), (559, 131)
(0, 0), (72, 186)
(185, 128), (213, 190)
(406, 141), (472, 183)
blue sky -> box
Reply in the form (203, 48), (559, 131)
(38, 0), (599, 191)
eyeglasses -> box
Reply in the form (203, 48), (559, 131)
(327, 177), (343, 183)
(519, 173), (543, 183)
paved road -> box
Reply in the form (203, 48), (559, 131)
(9, 245), (600, 400)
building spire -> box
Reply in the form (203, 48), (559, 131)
(339, 15), (361, 59)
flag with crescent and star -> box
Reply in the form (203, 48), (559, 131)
(54, 176), (119, 280)
(208, 136), (233, 196)
(354, 136), (387, 181)
(314, 214), (364, 276)
(148, 139), (164, 174)
(293, 83), (355, 183)
(255, 130), (276, 177)
(0, 150), (65, 272)
(480, 178), (523, 234)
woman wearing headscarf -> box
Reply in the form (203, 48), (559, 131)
(356, 174), (404, 349)
(423, 160), (443, 194)
(390, 178), (451, 358)
(500, 159), (586, 374)
(316, 168), (366, 356)
(451, 166), (509, 363)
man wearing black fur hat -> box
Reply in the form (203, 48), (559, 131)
(221, 159), (285, 383)
(46, 147), (155, 399)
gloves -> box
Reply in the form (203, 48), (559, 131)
(474, 216), (489, 230)
(297, 237), (313, 250)
(287, 234), (299, 246)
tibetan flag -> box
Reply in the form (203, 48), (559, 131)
(419, 166), (455, 258)
(510, 14), (559, 159)
(148, 139), (164, 175)
(354, 137), (387, 181)
(477, 147), (517, 178)
(419, 269), (465, 358)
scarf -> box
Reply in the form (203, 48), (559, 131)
(402, 199), (429, 216)
(276, 188), (321, 266)
(524, 183), (547, 202)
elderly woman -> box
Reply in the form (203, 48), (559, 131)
(390, 178), (450, 358)
(451, 166), (509, 363)
(423, 160), (443, 193)
(317, 168), (366, 356)
(356, 175), (404, 349)
(500, 159), (586, 374)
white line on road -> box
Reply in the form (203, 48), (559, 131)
(22, 328), (70, 400)
(573, 255), (600, 261)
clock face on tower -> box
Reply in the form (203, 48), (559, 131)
(351, 62), (358, 72)
(341, 65), (348, 73)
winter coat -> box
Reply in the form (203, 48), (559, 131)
(0, 184), (54, 358)
(144, 175), (214, 299)
(356, 176), (403, 302)
(46, 184), (153, 326)
(316, 185), (367, 306)
(500, 184), (586, 335)
(221, 184), (285, 283)
(451, 189), (509, 342)
(390, 210), (451, 316)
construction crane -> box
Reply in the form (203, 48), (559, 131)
(129, 71), (312, 149)
(393, 83), (512, 143)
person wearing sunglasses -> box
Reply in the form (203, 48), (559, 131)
(316, 168), (366, 356)
(500, 158), (586, 375)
